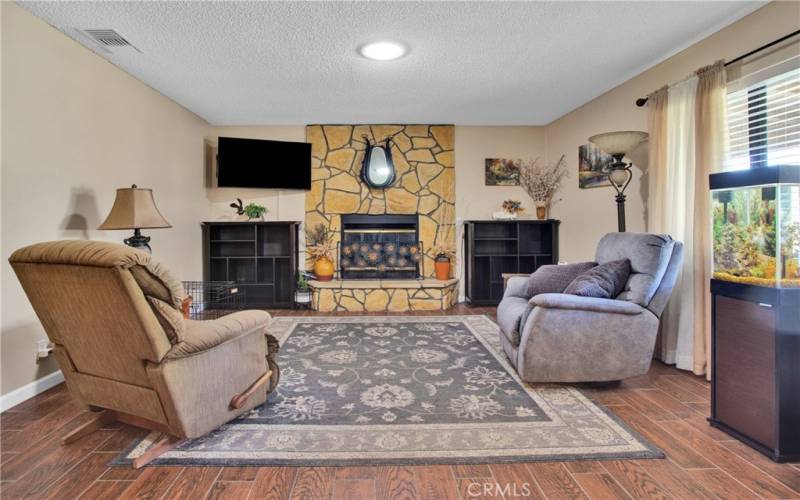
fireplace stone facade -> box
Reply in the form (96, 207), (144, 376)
(310, 278), (459, 312)
(305, 124), (455, 277)
(305, 124), (456, 312)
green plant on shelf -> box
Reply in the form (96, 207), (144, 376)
(243, 203), (267, 220)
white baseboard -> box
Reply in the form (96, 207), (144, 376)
(0, 370), (64, 412)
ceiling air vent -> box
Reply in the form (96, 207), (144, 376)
(81, 29), (141, 52)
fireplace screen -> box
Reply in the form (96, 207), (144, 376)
(340, 215), (421, 279)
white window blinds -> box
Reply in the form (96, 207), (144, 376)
(726, 64), (800, 170)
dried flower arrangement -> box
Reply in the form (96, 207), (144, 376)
(502, 199), (524, 215)
(305, 223), (336, 260)
(431, 243), (456, 260)
(519, 155), (568, 208)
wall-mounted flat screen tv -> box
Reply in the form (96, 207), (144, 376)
(217, 137), (311, 189)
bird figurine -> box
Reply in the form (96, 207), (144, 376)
(230, 198), (244, 215)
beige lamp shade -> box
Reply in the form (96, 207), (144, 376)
(588, 131), (648, 156)
(98, 185), (171, 230)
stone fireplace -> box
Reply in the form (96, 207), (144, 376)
(305, 124), (457, 312)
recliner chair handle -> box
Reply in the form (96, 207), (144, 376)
(229, 370), (272, 410)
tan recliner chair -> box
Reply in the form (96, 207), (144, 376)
(9, 240), (279, 468)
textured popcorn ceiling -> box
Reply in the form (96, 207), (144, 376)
(20, 1), (764, 125)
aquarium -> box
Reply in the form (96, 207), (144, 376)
(711, 168), (800, 288)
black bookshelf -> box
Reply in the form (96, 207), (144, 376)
(464, 220), (560, 305)
(202, 221), (300, 308)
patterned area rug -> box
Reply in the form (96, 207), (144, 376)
(114, 315), (662, 466)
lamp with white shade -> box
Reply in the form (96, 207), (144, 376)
(98, 184), (171, 253)
(588, 131), (648, 232)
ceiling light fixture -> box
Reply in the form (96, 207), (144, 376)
(359, 41), (407, 61)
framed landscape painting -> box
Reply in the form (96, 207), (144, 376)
(485, 158), (520, 186)
(578, 144), (613, 189)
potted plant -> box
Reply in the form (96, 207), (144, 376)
(243, 203), (267, 221)
(306, 224), (336, 281)
(294, 272), (312, 305)
(519, 155), (568, 219)
(432, 244), (455, 281)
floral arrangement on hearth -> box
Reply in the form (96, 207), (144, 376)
(431, 243), (456, 280)
(431, 243), (456, 260)
(306, 224), (335, 259)
(519, 155), (568, 219)
(306, 224), (337, 281)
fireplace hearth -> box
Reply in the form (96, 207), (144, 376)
(340, 214), (421, 279)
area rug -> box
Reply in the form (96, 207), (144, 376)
(114, 315), (662, 466)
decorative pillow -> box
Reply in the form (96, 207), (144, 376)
(147, 296), (186, 344)
(563, 259), (631, 299)
(525, 262), (597, 298)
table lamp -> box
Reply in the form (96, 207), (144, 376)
(588, 131), (648, 232)
(98, 184), (171, 253)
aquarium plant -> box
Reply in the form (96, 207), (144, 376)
(712, 183), (800, 288)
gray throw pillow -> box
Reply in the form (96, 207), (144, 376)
(525, 262), (597, 298)
(563, 259), (631, 299)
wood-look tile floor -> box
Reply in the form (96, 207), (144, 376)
(1, 305), (798, 499)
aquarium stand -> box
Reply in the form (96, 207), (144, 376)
(709, 279), (800, 462)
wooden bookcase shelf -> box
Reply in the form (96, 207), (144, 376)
(464, 220), (560, 305)
(202, 221), (300, 308)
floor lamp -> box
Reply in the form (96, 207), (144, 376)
(588, 131), (648, 232)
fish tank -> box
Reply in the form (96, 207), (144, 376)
(711, 166), (800, 288)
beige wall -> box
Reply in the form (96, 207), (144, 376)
(1, 3), (210, 395)
(455, 127), (547, 222)
(544, 0), (800, 262)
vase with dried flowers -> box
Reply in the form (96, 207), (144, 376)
(519, 155), (568, 220)
(431, 243), (455, 280)
(306, 224), (336, 281)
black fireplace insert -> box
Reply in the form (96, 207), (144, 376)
(340, 214), (421, 279)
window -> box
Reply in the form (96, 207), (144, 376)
(727, 65), (800, 170)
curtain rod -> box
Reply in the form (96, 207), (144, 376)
(635, 28), (800, 107)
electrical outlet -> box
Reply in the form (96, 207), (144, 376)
(35, 340), (53, 362)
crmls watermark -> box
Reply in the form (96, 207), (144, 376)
(466, 481), (533, 497)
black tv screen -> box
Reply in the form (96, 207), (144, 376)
(217, 137), (311, 189)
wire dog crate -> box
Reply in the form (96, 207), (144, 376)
(182, 281), (245, 320)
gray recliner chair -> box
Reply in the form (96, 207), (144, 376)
(497, 233), (683, 383)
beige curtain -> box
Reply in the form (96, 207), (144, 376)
(693, 61), (727, 378)
(647, 87), (669, 227)
(646, 62), (726, 378)
(647, 87), (670, 363)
